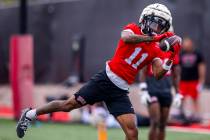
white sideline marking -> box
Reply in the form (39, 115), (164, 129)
(167, 126), (210, 135)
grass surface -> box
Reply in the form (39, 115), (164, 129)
(0, 119), (209, 140)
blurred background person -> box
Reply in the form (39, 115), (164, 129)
(81, 103), (121, 128)
(179, 37), (206, 123)
(139, 40), (183, 140)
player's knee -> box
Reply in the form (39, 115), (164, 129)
(159, 121), (166, 131)
(61, 101), (74, 112)
(126, 126), (138, 140)
(61, 97), (80, 112)
(150, 119), (159, 129)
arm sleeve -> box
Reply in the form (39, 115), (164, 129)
(197, 50), (205, 63)
(152, 44), (165, 62)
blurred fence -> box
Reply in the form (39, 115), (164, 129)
(0, 0), (210, 85)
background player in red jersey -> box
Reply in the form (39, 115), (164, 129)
(16, 3), (181, 140)
(179, 37), (206, 122)
(139, 49), (183, 140)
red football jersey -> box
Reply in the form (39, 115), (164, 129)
(108, 23), (165, 84)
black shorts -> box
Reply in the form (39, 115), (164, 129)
(74, 70), (134, 117)
(148, 91), (172, 107)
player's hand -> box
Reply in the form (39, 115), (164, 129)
(197, 83), (204, 93)
(153, 32), (174, 42)
(169, 41), (181, 53)
(153, 34), (167, 42)
(164, 31), (174, 38)
(168, 43), (181, 61)
(159, 35), (181, 53)
(140, 91), (151, 106)
(139, 83), (151, 106)
(172, 93), (183, 108)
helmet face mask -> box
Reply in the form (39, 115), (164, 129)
(142, 15), (170, 35)
(139, 3), (172, 35)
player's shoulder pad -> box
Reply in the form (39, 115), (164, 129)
(123, 23), (141, 34)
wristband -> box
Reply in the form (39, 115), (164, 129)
(162, 59), (173, 71)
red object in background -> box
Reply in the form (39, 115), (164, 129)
(10, 35), (34, 120)
(0, 106), (14, 119)
(179, 80), (199, 100)
(51, 112), (70, 122)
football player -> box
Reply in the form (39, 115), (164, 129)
(16, 3), (181, 140)
(179, 37), (206, 122)
(139, 46), (183, 140)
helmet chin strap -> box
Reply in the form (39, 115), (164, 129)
(149, 29), (158, 35)
(141, 25), (157, 36)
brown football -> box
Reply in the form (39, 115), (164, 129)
(159, 35), (182, 51)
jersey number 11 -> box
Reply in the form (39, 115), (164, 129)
(125, 48), (148, 69)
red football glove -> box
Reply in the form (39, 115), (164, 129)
(169, 43), (181, 60)
(153, 34), (167, 42)
(169, 35), (182, 54)
(153, 32), (175, 42)
(164, 34), (182, 60)
(164, 31), (174, 38)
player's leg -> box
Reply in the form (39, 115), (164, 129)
(179, 81), (188, 119)
(192, 99), (199, 115)
(16, 95), (82, 138)
(157, 91), (172, 140)
(105, 89), (137, 140)
(191, 81), (200, 121)
(36, 95), (82, 115)
(148, 102), (160, 140)
(116, 114), (138, 140)
(191, 96), (201, 122)
(158, 107), (170, 140)
(16, 78), (104, 138)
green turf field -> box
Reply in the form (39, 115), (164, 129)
(0, 119), (209, 140)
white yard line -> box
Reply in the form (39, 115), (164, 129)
(167, 126), (210, 135)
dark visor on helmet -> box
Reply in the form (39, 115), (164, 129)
(145, 15), (169, 34)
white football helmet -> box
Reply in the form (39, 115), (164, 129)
(139, 3), (172, 35)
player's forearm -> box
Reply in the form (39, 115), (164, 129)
(198, 63), (206, 84)
(153, 68), (168, 80)
(152, 59), (173, 80)
(139, 67), (147, 82)
(122, 34), (154, 44)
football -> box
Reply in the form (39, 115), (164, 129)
(159, 35), (182, 52)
